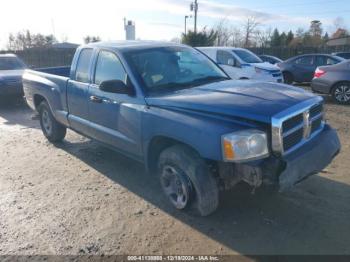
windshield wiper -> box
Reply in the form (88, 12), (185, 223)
(150, 76), (230, 92)
(186, 75), (230, 86)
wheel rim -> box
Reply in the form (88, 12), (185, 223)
(42, 109), (52, 135)
(160, 165), (192, 209)
(334, 85), (350, 102)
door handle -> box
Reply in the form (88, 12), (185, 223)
(90, 95), (103, 103)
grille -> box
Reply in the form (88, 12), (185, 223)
(311, 118), (322, 133)
(283, 128), (303, 151)
(272, 73), (282, 77)
(282, 113), (303, 132)
(310, 103), (323, 118)
(278, 102), (324, 154)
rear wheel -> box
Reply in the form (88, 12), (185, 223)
(283, 72), (293, 85)
(158, 145), (219, 216)
(38, 101), (66, 142)
(332, 82), (350, 104)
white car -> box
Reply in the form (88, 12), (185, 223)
(197, 47), (283, 83)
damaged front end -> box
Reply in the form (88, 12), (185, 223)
(217, 124), (340, 192)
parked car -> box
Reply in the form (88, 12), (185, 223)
(0, 54), (27, 97)
(311, 60), (350, 104)
(278, 54), (344, 84)
(23, 41), (340, 216)
(332, 52), (350, 60)
(259, 55), (283, 65)
(198, 47), (283, 83)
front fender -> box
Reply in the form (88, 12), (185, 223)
(142, 106), (259, 163)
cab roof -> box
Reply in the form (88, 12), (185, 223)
(83, 41), (188, 51)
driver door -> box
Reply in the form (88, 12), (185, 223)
(88, 50), (139, 155)
(216, 50), (241, 79)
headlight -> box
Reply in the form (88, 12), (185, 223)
(222, 129), (269, 162)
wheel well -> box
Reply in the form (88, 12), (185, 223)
(33, 94), (46, 110)
(147, 136), (198, 174)
(331, 81), (350, 94)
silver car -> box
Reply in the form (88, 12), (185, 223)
(311, 60), (350, 104)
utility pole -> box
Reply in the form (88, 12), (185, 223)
(190, 0), (198, 33)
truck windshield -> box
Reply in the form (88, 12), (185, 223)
(0, 57), (26, 70)
(232, 50), (262, 64)
(124, 46), (229, 94)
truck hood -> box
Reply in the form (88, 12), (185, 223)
(145, 80), (316, 123)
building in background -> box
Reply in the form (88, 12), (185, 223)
(124, 18), (136, 40)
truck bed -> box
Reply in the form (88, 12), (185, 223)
(35, 66), (71, 77)
(23, 68), (71, 126)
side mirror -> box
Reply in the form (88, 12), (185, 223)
(99, 80), (134, 96)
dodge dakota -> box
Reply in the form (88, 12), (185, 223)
(23, 41), (341, 216)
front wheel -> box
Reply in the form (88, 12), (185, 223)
(158, 145), (219, 216)
(38, 101), (66, 142)
(332, 82), (350, 104)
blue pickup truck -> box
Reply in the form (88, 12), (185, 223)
(23, 41), (341, 216)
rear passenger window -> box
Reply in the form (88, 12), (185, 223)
(295, 56), (313, 65)
(94, 51), (127, 85)
(75, 49), (93, 83)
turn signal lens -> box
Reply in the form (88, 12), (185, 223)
(223, 140), (235, 160)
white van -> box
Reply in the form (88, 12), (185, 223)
(197, 47), (283, 83)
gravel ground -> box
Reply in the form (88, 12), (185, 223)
(0, 91), (349, 256)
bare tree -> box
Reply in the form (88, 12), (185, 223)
(256, 27), (272, 48)
(214, 18), (232, 46)
(242, 16), (260, 48)
(333, 17), (347, 31)
(7, 30), (57, 50)
(83, 36), (101, 44)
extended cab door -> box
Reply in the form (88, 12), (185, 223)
(88, 50), (142, 158)
(67, 48), (94, 136)
(216, 50), (241, 79)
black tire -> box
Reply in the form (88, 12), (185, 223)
(38, 101), (66, 142)
(158, 144), (219, 216)
(331, 82), (350, 105)
(283, 71), (293, 85)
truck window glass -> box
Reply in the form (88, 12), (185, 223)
(295, 56), (313, 65)
(124, 46), (228, 94)
(75, 49), (93, 83)
(217, 50), (234, 65)
(232, 50), (262, 63)
(94, 51), (127, 85)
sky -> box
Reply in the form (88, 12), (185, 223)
(0, 0), (349, 49)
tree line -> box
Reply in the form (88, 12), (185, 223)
(181, 17), (349, 48)
(6, 30), (101, 51)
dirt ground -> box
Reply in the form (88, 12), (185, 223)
(0, 90), (349, 256)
